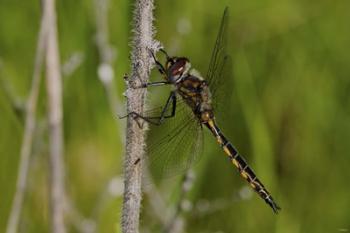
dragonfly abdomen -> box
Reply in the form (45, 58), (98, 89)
(206, 119), (281, 213)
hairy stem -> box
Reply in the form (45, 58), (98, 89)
(121, 0), (156, 232)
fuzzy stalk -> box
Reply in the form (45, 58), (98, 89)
(121, 0), (156, 232)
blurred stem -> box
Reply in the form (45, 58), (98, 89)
(65, 195), (96, 233)
(165, 170), (195, 233)
(94, 0), (125, 144)
(0, 68), (25, 120)
(44, 0), (66, 232)
(121, 0), (156, 232)
(142, 170), (169, 226)
(94, 0), (118, 113)
(5, 5), (48, 233)
(61, 52), (84, 78)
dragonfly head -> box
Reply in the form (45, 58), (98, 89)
(166, 57), (191, 83)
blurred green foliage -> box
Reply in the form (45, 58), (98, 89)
(1, 0), (350, 232)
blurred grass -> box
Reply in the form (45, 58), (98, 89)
(1, 0), (350, 232)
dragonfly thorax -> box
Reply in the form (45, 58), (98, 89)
(175, 74), (215, 123)
(165, 55), (214, 123)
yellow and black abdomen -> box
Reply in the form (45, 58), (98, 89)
(205, 119), (281, 213)
(176, 74), (280, 213)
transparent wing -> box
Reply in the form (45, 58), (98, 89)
(205, 7), (234, 122)
(206, 6), (229, 91)
(211, 55), (234, 118)
(146, 95), (204, 180)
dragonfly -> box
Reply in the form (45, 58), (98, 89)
(125, 7), (280, 213)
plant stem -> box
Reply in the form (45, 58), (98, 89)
(5, 6), (48, 233)
(121, 0), (156, 232)
(44, 0), (66, 232)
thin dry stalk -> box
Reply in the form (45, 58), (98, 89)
(121, 0), (157, 232)
(94, 0), (118, 113)
(142, 170), (169, 227)
(44, 0), (66, 232)
(165, 170), (195, 233)
(5, 7), (49, 233)
(94, 0), (124, 144)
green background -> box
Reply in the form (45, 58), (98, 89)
(1, 0), (350, 232)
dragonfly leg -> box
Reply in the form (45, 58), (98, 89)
(127, 49), (171, 88)
(129, 80), (171, 89)
(119, 91), (177, 126)
(140, 80), (171, 88)
(156, 91), (177, 124)
(148, 48), (167, 75)
(159, 48), (170, 60)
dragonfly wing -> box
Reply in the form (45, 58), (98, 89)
(206, 7), (229, 90)
(146, 97), (204, 180)
(205, 7), (234, 121)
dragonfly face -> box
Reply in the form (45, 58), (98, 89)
(165, 57), (191, 84)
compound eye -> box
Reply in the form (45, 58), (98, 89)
(171, 59), (186, 76)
